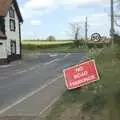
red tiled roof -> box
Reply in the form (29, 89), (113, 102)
(0, 0), (12, 16)
(0, 0), (23, 22)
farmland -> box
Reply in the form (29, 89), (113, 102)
(22, 40), (73, 45)
(21, 40), (84, 53)
(22, 40), (110, 53)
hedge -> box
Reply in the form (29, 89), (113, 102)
(22, 42), (110, 50)
(22, 42), (73, 50)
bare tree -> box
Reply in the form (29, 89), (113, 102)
(114, 0), (120, 27)
(68, 22), (82, 40)
(115, 15), (120, 27)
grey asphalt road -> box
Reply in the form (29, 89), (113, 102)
(0, 53), (85, 115)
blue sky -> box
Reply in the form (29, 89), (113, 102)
(18, 0), (112, 40)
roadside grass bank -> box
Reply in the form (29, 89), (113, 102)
(22, 40), (110, 53)
(43, 45), (120, 120)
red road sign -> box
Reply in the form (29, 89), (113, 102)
(63, 59), (100, 90)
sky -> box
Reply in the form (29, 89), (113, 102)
(18, 0), (112, 40)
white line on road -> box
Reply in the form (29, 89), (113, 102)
(15, 70), (27, 75)
(63, 53), (71, 58)
(0, 74), (63, 115)
(13, 65), (41, 75)
(28, 66), (38, 71)
(39, 95), (60, 115)
(0, 65), (13, 68)
(44, 59), (60, 66)
(49, 54), (58, 57)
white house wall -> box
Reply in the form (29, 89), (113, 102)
(5, 4), (20, 56)
(0, 40), (7, 59)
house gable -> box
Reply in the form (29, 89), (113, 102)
(5, 3), (21, 55)
(0, 0), (23, 23)
(0, 0), (23, 64)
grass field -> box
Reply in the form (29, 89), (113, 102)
(22, 40), (110, 54)
(21, 40), (86, 53)
(22, 40), (73, 45)
(43, 46), (120, 120)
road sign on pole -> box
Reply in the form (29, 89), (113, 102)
(63, 60), (100, 90)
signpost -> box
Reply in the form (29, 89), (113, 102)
(63, 60), (100, 90)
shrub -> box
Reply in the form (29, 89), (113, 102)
(114, 34), (120, 45)
(115, 88), (120, 110)
(73, 40), (80, 48)
(73, 40), (86, 48)
(47, 35), (56, 41)
(22, 42), (73, 50)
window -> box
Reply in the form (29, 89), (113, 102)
(9, 7), (16, 31)
(0, 17), (5, 34)
(0, 42), (3, 45)
(11, 40), (16, 54)
(10, 19), (15, 31)
(9, 7), (15, 18)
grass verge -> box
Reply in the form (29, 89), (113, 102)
(43, 46), (120, 120)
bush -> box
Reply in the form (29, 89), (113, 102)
(114, 34), (120, 45)
(115, 89), (120, 111)
(22, 42), (73, 50)
(47, 36), (56, 41)
(73, 40), (80, 48)
(73, 40), (86, 48)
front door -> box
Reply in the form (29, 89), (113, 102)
(11, 40), (16, 55)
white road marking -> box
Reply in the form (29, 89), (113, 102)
(0, 65), (12, 68)
(39, 95), (60, 115)
(16, 70), (27, 75)
(49, 54), (58, 57)
(28, 67), (37, 71)
(44, 59), (60, 66)
(63, 53), (71, 58)
(14, 53), (70, 75)
(13, 65), (40, 75)
(0, 74), (63, 115)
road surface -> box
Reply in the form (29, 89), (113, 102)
(0, 53), (85, 116)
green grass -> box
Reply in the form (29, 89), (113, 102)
(22, 40), (110, 51)
(22, 40), (75, 51)
(22, 46), (85, 55)
(44, 46), (120, 120)
(22, 40), (73, 45)
(21, 40), (87, 53)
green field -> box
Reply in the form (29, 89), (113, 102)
(21, 40), (83, 53)
(22, 40), (73, 45)
(22, 40), (110, 53)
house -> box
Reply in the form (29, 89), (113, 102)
(0, 0), (23, 65)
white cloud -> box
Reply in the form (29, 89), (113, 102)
(30, 20), (41, 26)
(20, 0), (110, 19)
(60, 0), (98, 8)
(22, 0), (109, 10)
(20, 0), (56, 20)
(21, 8), (44, 19)
(24, 0), (56, 9)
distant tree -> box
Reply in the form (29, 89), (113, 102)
(67, 22), (82, 48)
(69, 22), (82, 40)
(115, 0), (120, 28)
(47, 35), (56, 41)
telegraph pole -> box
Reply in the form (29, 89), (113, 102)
(110, 0), (115, 47)
(85, 16), (88, 41)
